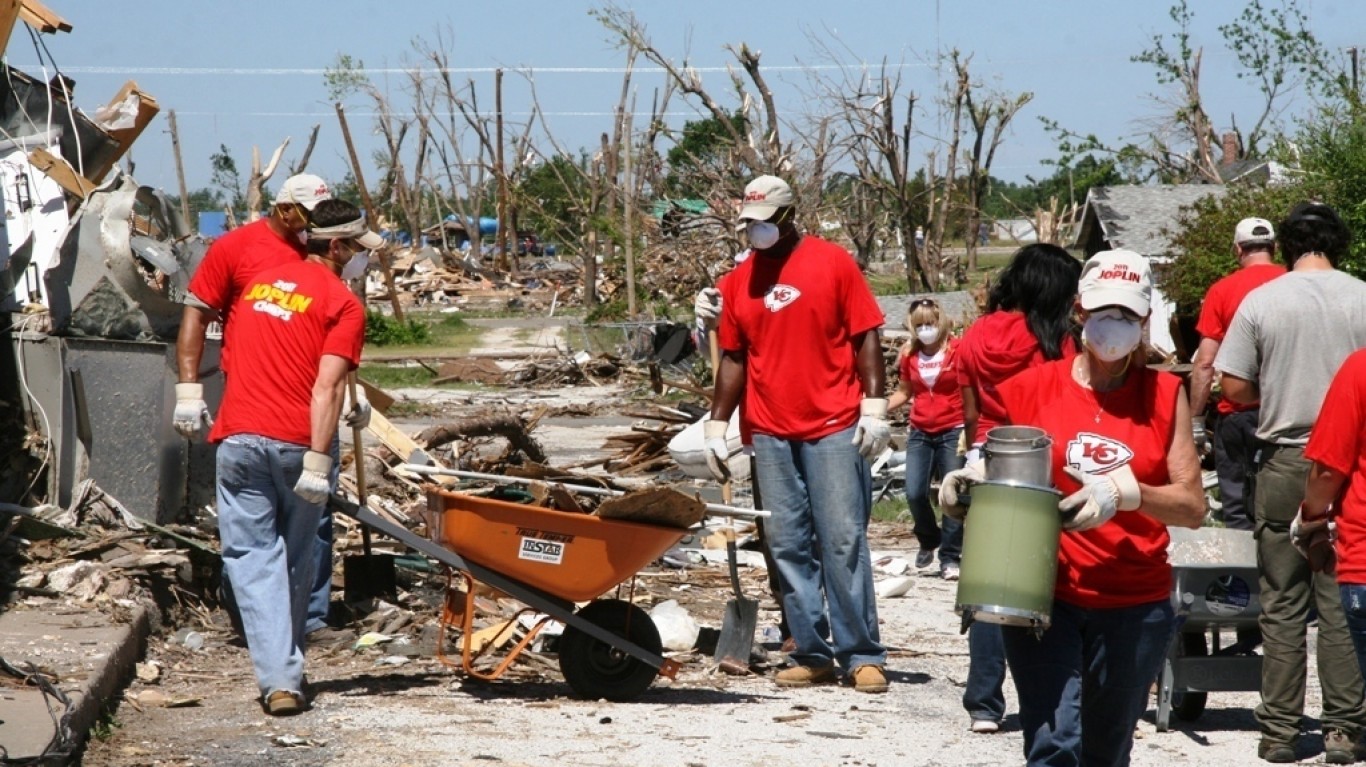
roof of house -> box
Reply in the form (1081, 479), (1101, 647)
(1073, 184), (1226, 257)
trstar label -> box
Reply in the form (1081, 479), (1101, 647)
(1065, 432), (1135, 473)
(518, 536), (565, 565)
(763, 284), (801, 312)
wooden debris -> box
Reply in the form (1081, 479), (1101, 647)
(595, 487), (707, 529)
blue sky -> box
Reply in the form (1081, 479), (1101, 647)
(21, 0), (1366, 199)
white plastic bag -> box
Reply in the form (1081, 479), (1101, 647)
(649, 599), (699, 652)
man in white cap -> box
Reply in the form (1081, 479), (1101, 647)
(1216, 203), (1366, 763)
(1190, 217), (1284, 531)
(174, 173), (367, 644)
(206, 198), (378, 715)
(705, 174), (892, 693)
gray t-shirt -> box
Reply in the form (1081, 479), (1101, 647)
(1214, 269), (1366, 445)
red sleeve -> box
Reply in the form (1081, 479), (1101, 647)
(716, 273), (743, 352)
(321, 289), (365, 368)
(957, 330), (979, 388)
(839, 257), (885, 337)
(1307, 351), (1366, 477)
(188, 238), (234, 310)
(1194, 281), (1228, 341)
(898, 352), (915, 388)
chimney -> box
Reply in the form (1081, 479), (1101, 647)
(1221, 131), (1240, 167)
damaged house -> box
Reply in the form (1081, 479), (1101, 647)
(0, 2), (216, 524)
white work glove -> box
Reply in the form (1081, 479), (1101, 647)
(1191, 417), (1211, 457)
(173, 382), (214, 440)
(342, 387), (372, 429)
(1291, 503), (1337, 574)
(938, 461), (985, 521)
(294, 451), (333, 506)
(703, 419), (731, 483)
(694, 287), (722, 331)
(1058, 465), (1141, 532)
(852, 398), (892, 460)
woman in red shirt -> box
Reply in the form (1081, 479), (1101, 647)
(946, 249), (1204, 765)
(888, 298), (965, 580)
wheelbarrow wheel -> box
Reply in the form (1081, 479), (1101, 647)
(559, 599), (662, 701)
(1173, 631), (1208, 722)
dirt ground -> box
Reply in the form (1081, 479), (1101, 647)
(74, 332), (1306, 767)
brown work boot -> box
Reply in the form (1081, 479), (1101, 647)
(1323, 730), (1357, 765)
(264, 690), (305, 717)
(1257, 737), (1296, 763)
(850, 664), (889, 694)
(774, 663), (839, 688)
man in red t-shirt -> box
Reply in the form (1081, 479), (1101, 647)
(1190, 217), (1285, 530)
(705, 175), (891, 693)
(207, 200), (379, 716)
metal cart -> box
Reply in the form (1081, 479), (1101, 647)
(1155, 526), (1262, 732)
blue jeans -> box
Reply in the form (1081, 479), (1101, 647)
(1340, 584), (1366, 684)
(216, 435), (323, 698)
(966, 622), (1007, 722)
(754, 424), (886, 671)
(904, 426), (964, 566)
(1002, 598), (1174, 767)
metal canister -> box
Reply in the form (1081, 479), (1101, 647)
(956, 480), (1062, 629)
(983, 426), (1053, 486)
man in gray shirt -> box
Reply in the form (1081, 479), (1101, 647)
(1216, 202), (1366, 764)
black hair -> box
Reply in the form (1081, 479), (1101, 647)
(304, 199), (364, 255)
(1278, 202), (1350, 267)
(988, 243), (1082, 360)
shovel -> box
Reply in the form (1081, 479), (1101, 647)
(341, 373), (397, 602)
(713, 526), (759, 674)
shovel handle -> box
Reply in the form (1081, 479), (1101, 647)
(346, 373), (372, 557)
(721, 527), (743, 597)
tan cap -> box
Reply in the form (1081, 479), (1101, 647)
(1079, 249), (1152, 316)
(738, 175), (795, 222)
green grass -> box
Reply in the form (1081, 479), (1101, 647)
(361, 311), (484, 359)
(872, 496), (909, 522)
(358, 362), (489, 391)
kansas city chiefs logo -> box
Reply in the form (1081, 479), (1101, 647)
(1065, 432), (1135, 473)
(763, 284), (801, 312)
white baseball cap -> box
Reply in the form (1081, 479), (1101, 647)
(1234, 217), (1275, 246)
(738, 175), (795, 222)
(274, 173), (332, 211)
(1078, 249), (1152, 316)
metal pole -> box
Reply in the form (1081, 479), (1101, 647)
(495, 68), (509, 272)
(623, 100), (636, 318)
(334, 102), (406, 323)
(167, 109), (192, 232)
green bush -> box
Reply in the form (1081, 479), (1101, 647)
(364, 310), (432, 346)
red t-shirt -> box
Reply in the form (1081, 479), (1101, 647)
(187, 219), (307, 373)
(999, 360), (1181, 609)
(1305, 349), (1366, 584)
(899, 338), (965, 433)
(718, 236), (885, 440)
(209, 260), (365, 447)
(959, 311), (1077, 444)
(1195, 263), (1285, 415)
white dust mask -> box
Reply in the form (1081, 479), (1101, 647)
(1082, 310), (1142, 362)
(340, 248), (369, 280)
(747, 220), (780, 250)
(916, 325), (941, 345)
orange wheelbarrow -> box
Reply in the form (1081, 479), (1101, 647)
(335, 487), (688, 701)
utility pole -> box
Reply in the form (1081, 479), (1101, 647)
(167, 109), (191, 231)
(1350, 47), (1360, 97)
(495, 68), (509, 272)
(623, 96), (636, 319)
(335, 102), (405, 323)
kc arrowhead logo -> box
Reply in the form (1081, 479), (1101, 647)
(763, 284), (801, 312)
(1065, 432), (1135, 474)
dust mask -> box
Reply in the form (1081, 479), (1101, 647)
(746, 220), (781, 250)
(296, 229), (309, 245)
(1082, 309), (1142, 362)
(340, 248), (369, 280)
(916, 324), (941, 345)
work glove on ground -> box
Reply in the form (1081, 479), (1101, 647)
(703, 419), (731, 484)
(694, 288), (722, 331)
(294, 451), (333, 506)
(1059, 465), (1141, 532)
(342, 386), (372, 429)
(1291, 503), (1337, 574)
(938, 461), (985, 521)
(852, 398), (892, 460)
(173, 383), (214, 441)
(1192, 416), (1212, 458)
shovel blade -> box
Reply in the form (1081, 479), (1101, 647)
(343, 555), (397, 602)
(713, 596), (759, 668)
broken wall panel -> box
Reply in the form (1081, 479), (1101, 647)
(0, 64), (118, 185)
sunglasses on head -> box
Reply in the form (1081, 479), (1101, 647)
(911, 298), (938, 309)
